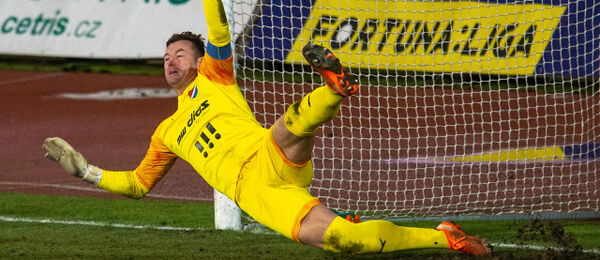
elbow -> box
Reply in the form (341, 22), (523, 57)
(130, 193), (145, 200)
(130, 173), (152, 200)
(130, 188), (150, 200)
(127, 184), (150, 200)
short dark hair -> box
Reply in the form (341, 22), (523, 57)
(166, 31), (206, 57)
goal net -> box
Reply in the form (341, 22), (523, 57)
(232, 0), (600, 219)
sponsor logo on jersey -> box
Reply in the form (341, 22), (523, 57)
(177, 99), (210, 145)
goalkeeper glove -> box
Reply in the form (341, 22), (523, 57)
(43, 137), (102, 184)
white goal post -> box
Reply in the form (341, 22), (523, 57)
(225, 0), (600, 222)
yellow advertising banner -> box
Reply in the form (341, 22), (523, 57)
(288, 0), (566, 75)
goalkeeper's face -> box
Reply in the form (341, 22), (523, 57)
(164, 40), (203, 91)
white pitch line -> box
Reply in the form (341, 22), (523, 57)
(0, 72), (64, 86)
(1, 216), (597, 254)
(0, 181), (212, 202)
(0, 216), (274, 235)
(0, 216), (203, 231)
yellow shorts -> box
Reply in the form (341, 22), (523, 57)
(234, 127), (321, 242)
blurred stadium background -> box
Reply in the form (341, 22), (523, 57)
(1, 0), (599, 222)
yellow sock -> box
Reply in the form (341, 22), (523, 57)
(323, 217), (450, 254)
(284, 86), (343, 137)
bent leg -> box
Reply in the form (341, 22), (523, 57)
(272, 86), (343, 164)
(272, 117), (315, 164)
(272, 43), (358, 165)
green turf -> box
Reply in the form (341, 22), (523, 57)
(1, 192), (599, 259)
(0, 56), (164, 76)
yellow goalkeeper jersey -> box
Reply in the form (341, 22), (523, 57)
(135, 54), (267, 199)
(97, 0), (273, 201)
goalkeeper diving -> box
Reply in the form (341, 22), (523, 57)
(43, 0), (491, 256)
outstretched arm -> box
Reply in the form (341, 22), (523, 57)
(43, 128), (177, 199)
(199, 0), (236, 86)
(204, 0), (231, 59)
(96, 133), (177, 199)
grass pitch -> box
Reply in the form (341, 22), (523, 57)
(1, 192), (599, 259)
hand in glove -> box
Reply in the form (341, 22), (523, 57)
(43, 137), (102, 184)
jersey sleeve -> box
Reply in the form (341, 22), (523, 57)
(96, 123), (178, 199)
(199, 55), (235, 86)
(198, 0), (236, 86)
(134, 126), (178, 189)
(204, 0), (232, 62)
(204, 0), (231, 49)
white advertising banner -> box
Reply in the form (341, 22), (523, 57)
(0, 0), (212, 58)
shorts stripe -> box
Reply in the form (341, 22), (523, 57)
(269, 128), (310, 169)
(291, 198), (322, 242)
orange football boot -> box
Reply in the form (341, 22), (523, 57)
(437, 221), (492, 257)
(302, 43), (359, 97)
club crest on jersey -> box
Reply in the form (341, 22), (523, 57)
(188, 83), (198, 99)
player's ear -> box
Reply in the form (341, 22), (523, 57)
(196, 56), (203, 67)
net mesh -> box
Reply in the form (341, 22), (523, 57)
(232, 0), (599, 219)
